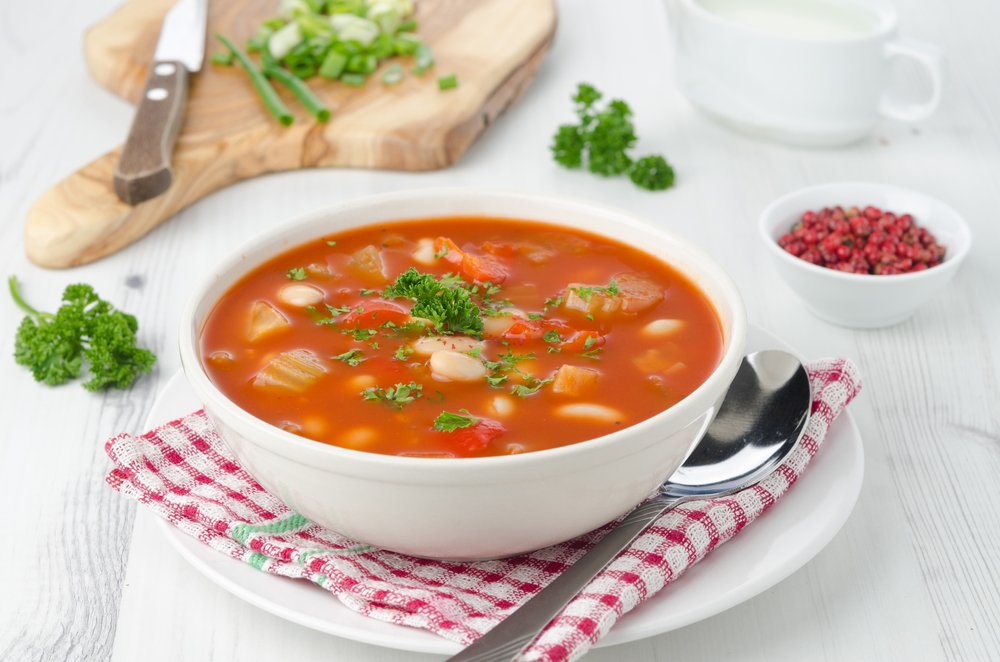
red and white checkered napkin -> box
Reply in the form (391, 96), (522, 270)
(106, 358), (860, 661)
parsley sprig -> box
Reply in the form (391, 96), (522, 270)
(552, 83), (675, 192)
(383, 268), (484, 336)
(432, 409), (479, 432)
(362, 381), (423, 409)
(10, 277), (155, 391)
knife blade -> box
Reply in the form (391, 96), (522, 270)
(113, 0), (208, 205)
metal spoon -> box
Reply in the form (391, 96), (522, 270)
(447, 350), (812, 662)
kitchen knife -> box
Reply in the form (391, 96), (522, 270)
(113, 0), (207, 205)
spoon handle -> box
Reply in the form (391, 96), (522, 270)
(446, 495), (683, 662)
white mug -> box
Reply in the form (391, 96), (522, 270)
(669, 0), (944, 146)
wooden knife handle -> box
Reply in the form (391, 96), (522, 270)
(113, 60), (188, 205)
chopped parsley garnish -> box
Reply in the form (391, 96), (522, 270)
(286, 267), (307, 281)
(394, 346), (414, 361)
(362, 382), (423, 409)
(486, 374), (508, 388)
(359, 288), (379, 296)
(383, 268), (483, 336)
(432, 409), (478, 432)
(542, 330), (563, 343)
(342, 328), (378, 341)
(544, 296), (564, 309)
(511, 377), (552, 397)
(581, 348), (604, 360)
(333, 349), (365, 366)
(527, 312), (544, 321)
(307, 304), (351, 326)
(325, 240), (337, 246)
(583, 335), (598, 350)
(570, 280), (619, 302)
(466, 346), (483, 358)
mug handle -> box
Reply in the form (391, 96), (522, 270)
(878, 38), (945, 122)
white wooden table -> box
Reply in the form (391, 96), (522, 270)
(2, 0), (998, 660)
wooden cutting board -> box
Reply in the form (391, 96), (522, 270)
(24, 0), (557, 268)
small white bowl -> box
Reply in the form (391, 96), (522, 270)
(179, 189), (747, 560)
(759, 182), (971, 328)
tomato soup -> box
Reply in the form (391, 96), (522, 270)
(200, 217), (724, 458)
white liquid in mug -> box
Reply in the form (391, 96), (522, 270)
(697, 0), (881, 40)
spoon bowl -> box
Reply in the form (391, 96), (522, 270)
(448, 350), (812, 662)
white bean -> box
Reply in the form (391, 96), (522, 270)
(642, 318), (684, 338)
(341, 426), (377, 449)
(555, 403), (623, 424)
(489, 395), (515, 418)
(278, 283), (324, 307)
(482, 315), (517, 337)
(430, 350), (488, 382)
(411, 238), (437, 266)
(412, 335), (482, 357)
(347, 374), (377, 391)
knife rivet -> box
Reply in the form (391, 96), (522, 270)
(147, 88), (169, 101)
(155, 63), (177, 76)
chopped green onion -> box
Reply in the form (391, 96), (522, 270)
(264, 65), (331, 121)
(319, 50), (348, 79)
(437, 74), (458, 91)
(411, 43), (434, 75)
(211, 51), (234, 66)
(215, 34), (293, 126)
(340, 73), (367, 87)
(382, 63), (404, 85)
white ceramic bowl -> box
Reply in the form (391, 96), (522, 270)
(179, 189), (748, 560)
(759, 182), (971, 328)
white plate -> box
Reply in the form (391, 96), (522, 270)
(149, 324), (864, 654)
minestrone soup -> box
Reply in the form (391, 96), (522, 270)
(200, 217), (724, 458)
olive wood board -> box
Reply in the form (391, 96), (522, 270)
(24, 0), (557, 268)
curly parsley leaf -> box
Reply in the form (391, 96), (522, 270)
(10, 277), (155, 391)
(432, 409), (479, 432)
(362, 381), (423, 409)
(333, 348), (365, 366)
(383, 268), (483, 336)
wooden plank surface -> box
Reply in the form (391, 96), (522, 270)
(1, 0), (998, 660)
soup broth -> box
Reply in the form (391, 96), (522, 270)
(200, 217), (724, 458)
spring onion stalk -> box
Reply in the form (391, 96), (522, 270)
(437, 74), (458, 90)
(381, 63), (404, 85)
(215, 34), (294, 126)
(264, 66), (332, 121)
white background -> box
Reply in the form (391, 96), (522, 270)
(1, 0), (998, 660)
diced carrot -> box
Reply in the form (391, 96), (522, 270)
(463, 252), (510, 284)
(434, 236), (510, 284)
(482, 241), (517, 257)
(440, 418), (506, 455)
(560, 330), (605, 353)
(502, 318), (544, 344)
(551, 364), (601, 396)
(340, 299), (410, 327)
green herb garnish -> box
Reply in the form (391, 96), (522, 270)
(552, 83), (675, 192)
(511, 377), (552, 397)
(333, 348), (365, 366)
(542, 330), (563, 344)
(432, 409), (478, 432)
(9, 277), (155, 391)
(362, 381), (423, 409)
(286, 267), (307, 281)
(394, 346), (414, 361)
(383, 268), (483, 336)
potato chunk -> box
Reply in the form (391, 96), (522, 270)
(563, 283), (622, 317)
(253, 349), (327, 393)
(551, 365), (601, 396)
(247, 301), (290, 342)
(347, 244), (387, 283)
